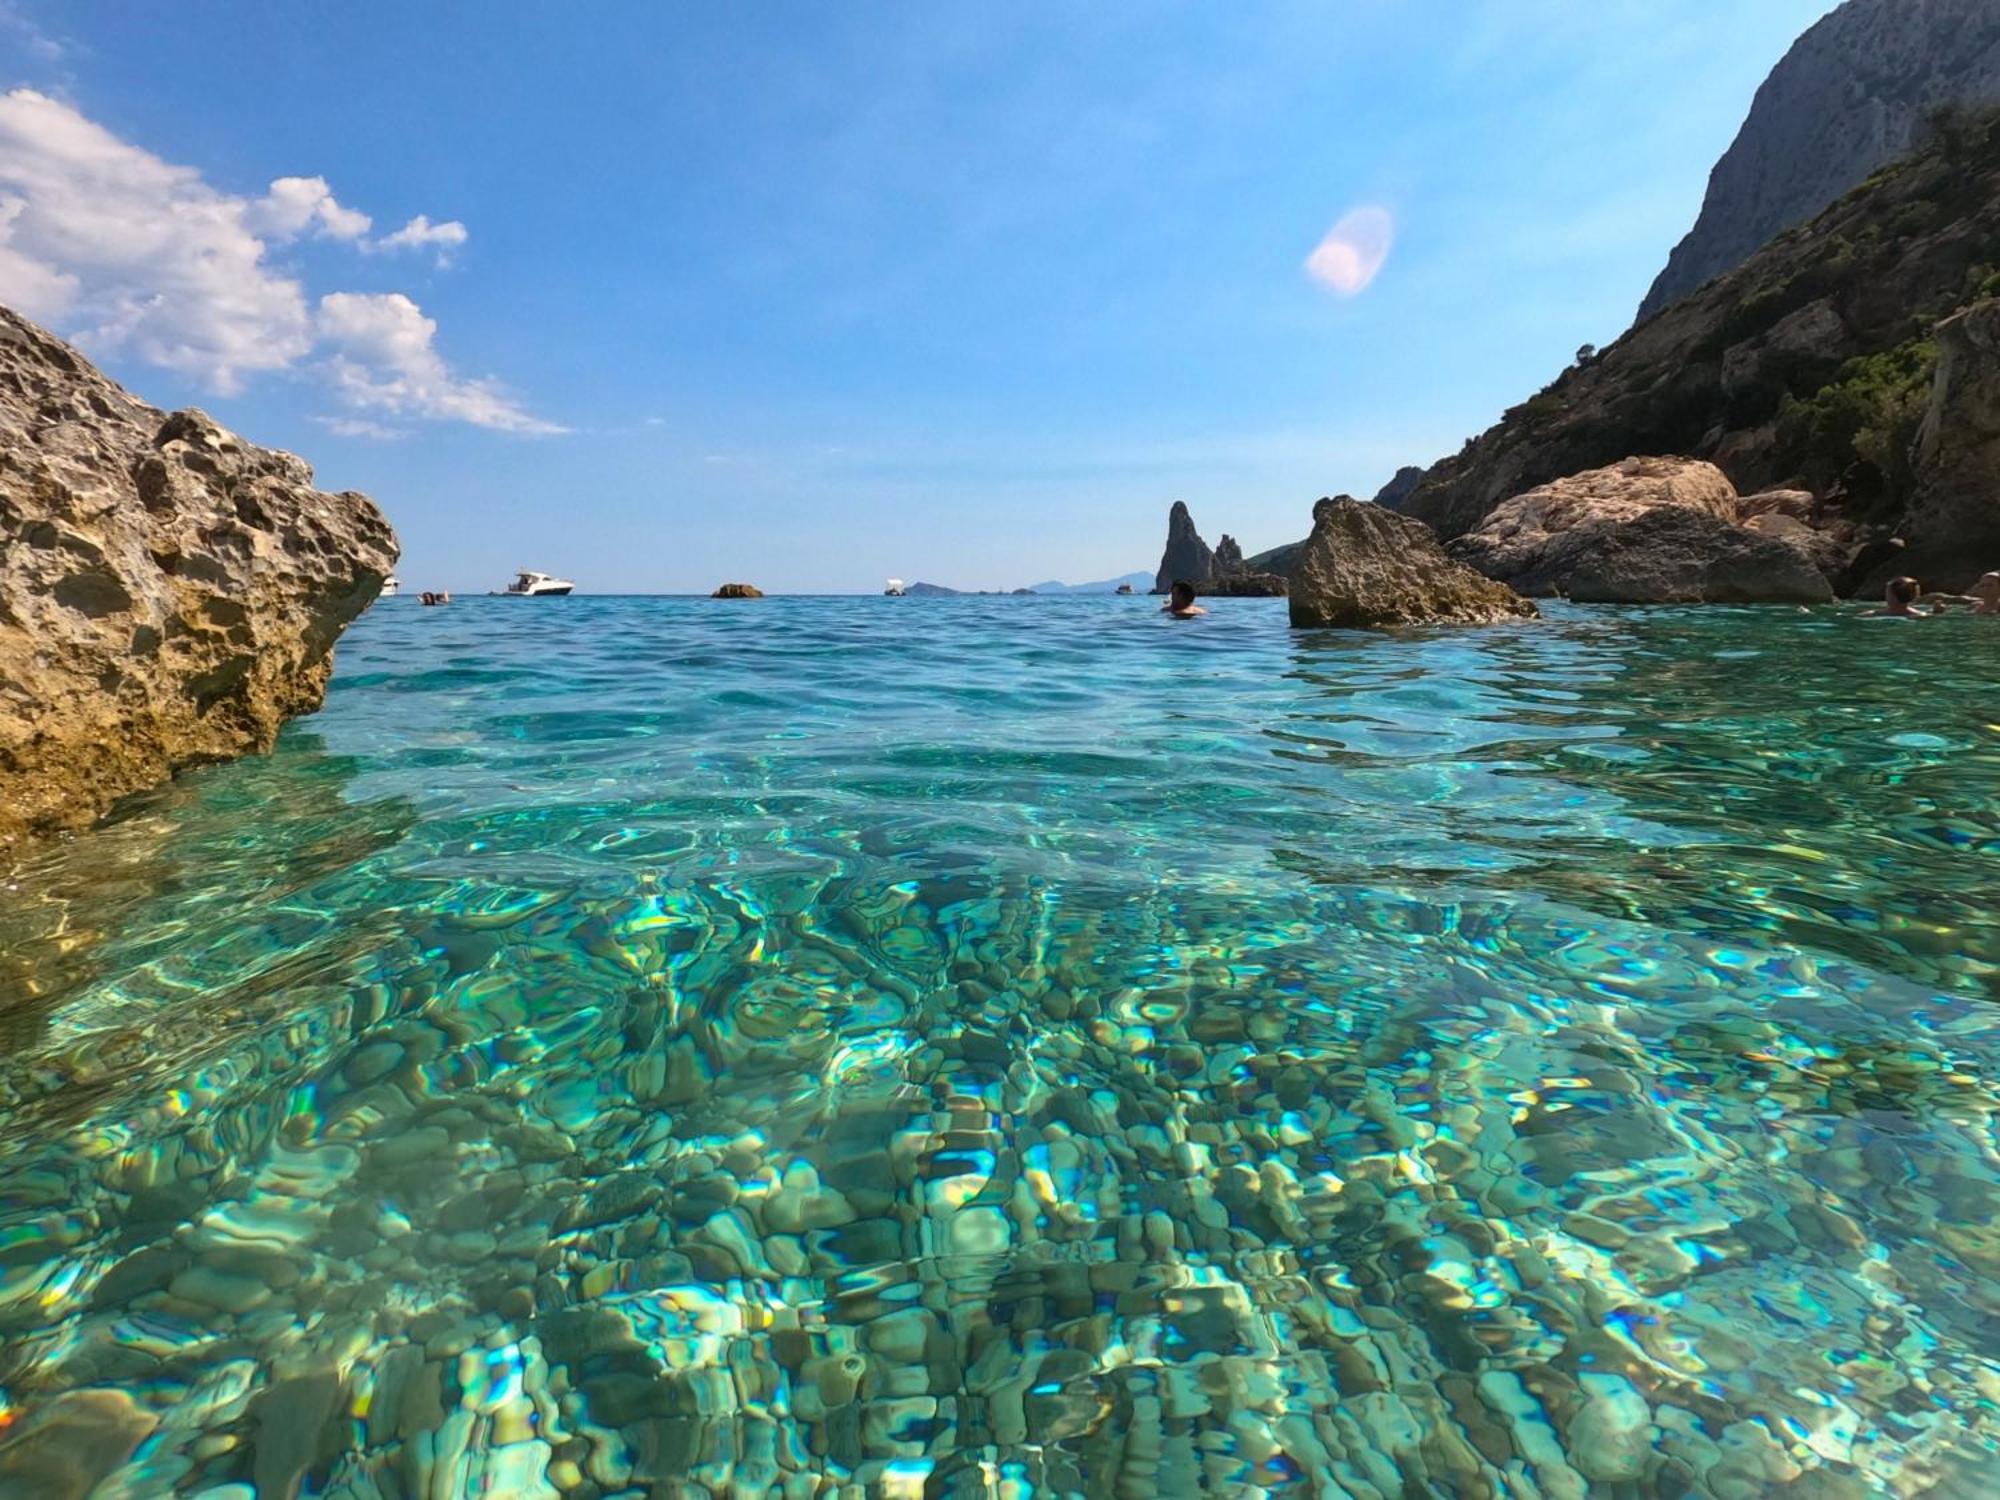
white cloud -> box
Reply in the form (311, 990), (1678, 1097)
(0, 88), (553, 431)
(369, 213), (468, 264)
(253, 175), (372, 242)
(0, 88), (313, 392)
(1305, 205), (1396, 297)
(318, 291), (564, 434)
(313, 414), (407, 441)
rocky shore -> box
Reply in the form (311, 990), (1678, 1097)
(1388, 109), (2000, 593)
(0, 307), (398, 852)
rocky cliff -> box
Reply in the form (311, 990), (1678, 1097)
(0, 306), (398, 850)
(1640, 0), (2000, 322)
(1392, 108), (2000, 591)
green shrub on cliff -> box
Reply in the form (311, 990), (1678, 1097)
(1775, 337), (1937, 502)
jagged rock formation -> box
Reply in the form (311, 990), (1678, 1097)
(1371, 465), (1427, 510)
(1640, 0), (2000, 322)
(1289, 498), (1537, 630)
(1152, 501), (1215, 593)
(1390, 111), (2000, 591)
(1450, 458), (1833, 603)
(1199, 531), (1285, 595)
(0, 306), (398, 851)
(710, 582), (764, 598)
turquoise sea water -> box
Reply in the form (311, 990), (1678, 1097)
(1, 594), (1997, 1498)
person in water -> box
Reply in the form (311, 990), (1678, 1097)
(1863, 576), (1936, 618)
(1161, 579), (1207, 617)
(1973, 572), (2000, 616)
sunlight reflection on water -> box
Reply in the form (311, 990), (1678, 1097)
(1, 595), (1997, 1497)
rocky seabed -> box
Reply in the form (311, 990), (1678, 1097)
(2, 870), (1998, 1497)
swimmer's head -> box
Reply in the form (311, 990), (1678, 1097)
(1885, 576), (1922, 607)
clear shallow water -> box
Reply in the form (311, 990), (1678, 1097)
(1, 594), (1997, 1498)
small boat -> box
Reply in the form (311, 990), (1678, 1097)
(381, 575), (401, 597)
(884, 578), (907, 596)
(493, 569), (575, 597)
(1115, 583), (1133, 595)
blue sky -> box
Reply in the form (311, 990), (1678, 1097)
(2, 0), (1839, 593)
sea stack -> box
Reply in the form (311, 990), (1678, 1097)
(1152, 501), (1215, 593)
(1288, 496), (1537, 629)
(711, 582), (765, 598)
(0, 305), (399, 851)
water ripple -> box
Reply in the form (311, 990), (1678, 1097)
(1, 595), (1997, 1497)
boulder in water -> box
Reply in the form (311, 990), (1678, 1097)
(711, 582), (764, 598)
(1448, 456), (1832, 602)
(1288, 497), (1537, 628)
(0, 306), (398, 851)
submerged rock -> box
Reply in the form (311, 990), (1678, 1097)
(1288, 496), (1537, 628)
(0, 1387), (157, 1499)
(1151, 500), (1215, 594)
(710, 582), (765, 598)
(1449, 456), (1833, 603)
(0, 306), (398, 850)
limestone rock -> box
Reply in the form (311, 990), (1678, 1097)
(1907, 297), (2000, 586)
(1371, 465), (1427, 509)
(1736, 487), (1818, 521)
(1449, 458), (1833, 603)
(0, 305), (398, 851)
(1212, 533), (1246, 575)
(1639, 0), (2000, 321)
(1152, 501), (1214, 593)
(1288, 497), (1537, 629)
(1197, 571), (1288, 598)
(1719, 297), (1854, 397)
(1246, 539), (1304, 577)
(711, 582), (764, 598)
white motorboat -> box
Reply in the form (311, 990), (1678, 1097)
(494, 569), (575, 597)
(380, 575), (401, 597)
(884, 578), (907, 596)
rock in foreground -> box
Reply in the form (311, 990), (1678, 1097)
(711, 582), (764, 598)
(0, 306), (398, 851)
(1449, 457), (1833, 603)
(1288, 497), (1537, 629)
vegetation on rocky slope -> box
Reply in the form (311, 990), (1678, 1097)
(1395, 107), (2000, 585)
